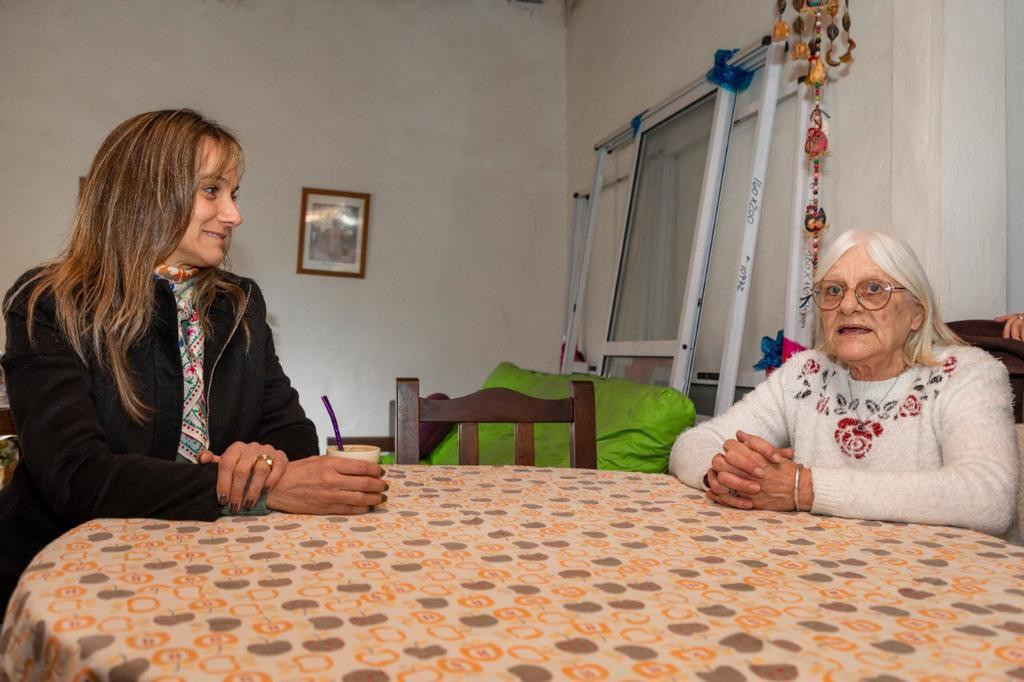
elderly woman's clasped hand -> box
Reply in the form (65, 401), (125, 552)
(705, 431), (812, 512)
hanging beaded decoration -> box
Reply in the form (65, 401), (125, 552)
(785, 0), (855, 275)
(772, 0), (790, 41)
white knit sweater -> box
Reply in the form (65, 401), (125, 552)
(670, 346), (1019, 538)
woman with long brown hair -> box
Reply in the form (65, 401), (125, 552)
(0, 109), (387, 620)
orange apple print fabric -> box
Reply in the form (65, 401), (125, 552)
(2, 466), (1023, 681)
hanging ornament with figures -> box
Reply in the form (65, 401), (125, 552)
(775, 0), (855, 275)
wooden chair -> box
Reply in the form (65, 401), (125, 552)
(0, 408), (14, 440)
(0, 407), (18, 487)
(395, 378), (597, 467)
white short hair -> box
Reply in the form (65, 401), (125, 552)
(814, 229), (963, 367)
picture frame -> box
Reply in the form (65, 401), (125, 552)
(296, 188), (371, 278)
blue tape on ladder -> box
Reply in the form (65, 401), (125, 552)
(706, 48), (755, 93)
(630, 114), (642, 138)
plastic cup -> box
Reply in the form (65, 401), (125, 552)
(326, 444), (381, 464)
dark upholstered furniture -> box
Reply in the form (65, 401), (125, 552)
(947, 320), (1024, 423)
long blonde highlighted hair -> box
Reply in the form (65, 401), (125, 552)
(813, 229), (964, 368)
(7, 109), (249, 422)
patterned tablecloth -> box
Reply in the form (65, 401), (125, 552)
(2, 466), (1023, 681)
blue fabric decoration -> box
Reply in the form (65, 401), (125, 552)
(630, 114), (643, 138)
(753, 329), (784, 371)
(706, 48), (755, 93)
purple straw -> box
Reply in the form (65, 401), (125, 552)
(321, 395), (344, 451)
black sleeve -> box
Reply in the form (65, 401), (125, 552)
(2, 291), (223, 525)
(249, 284), (319, 458)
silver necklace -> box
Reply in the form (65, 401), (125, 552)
(847, 375), (900, 429)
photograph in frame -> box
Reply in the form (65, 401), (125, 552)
(296, 188), (371, 278)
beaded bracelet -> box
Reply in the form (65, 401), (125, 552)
(793, 463), (805, 512)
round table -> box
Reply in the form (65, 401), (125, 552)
(2, 465), (1023, 680)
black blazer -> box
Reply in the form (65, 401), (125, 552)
(0, 272), (317, 619)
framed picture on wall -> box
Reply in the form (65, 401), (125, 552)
(296, 188), (371, 278)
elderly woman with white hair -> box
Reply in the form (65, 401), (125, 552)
(670, 229), (1019, 538)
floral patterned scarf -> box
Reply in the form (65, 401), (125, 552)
(154, 265), (207, 463)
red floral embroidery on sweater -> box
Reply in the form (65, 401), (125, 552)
(898, 395), (921, 417)
(799, 354), (962, 459)
(834, 418), (883, 459)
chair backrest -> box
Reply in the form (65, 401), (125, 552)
(947, 320), (1024, 423)
(395, 378), (597, 467)
(0, 408), (18, 488)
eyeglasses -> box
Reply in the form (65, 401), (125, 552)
(811, 279), (908, 311)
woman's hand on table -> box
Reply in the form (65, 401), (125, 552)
(995, 313), (1024, 341)
(741, 457), (802, 512)
(707, 460), (803, 511)
(705, 431), (792, 491)
(705, 431), (798, 511)
(264, 455), (388, 515)
(197, 442), (288, 512)
(705, 468), (756, 509)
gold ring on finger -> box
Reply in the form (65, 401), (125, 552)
(262, 455), (273, 468)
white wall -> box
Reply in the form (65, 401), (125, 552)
(1008, 0), (1024, 312)
(0, 0), (567, 440)
(566, 0), (1017, 375)
(939, 0), (1006, 317)
(890, 0), (1008, 319)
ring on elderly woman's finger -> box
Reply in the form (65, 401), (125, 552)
(261, 455), (273, 468)
(724, 487), (738, 497)
(1017, 313), (1024, 320)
